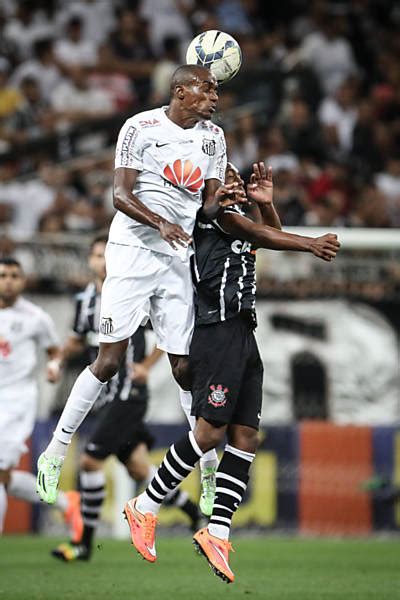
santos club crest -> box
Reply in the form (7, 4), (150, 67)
(208, 384), (229, 408)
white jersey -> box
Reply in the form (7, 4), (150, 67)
(111, 106), (227, 258)
(0, 297), (59, 389)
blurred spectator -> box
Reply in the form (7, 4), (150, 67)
(375, 156), (400, 226)
(261, 126), (299, 175)
(98, 7), (155, 103)
(280, 97), (325, 161)
(140, 0), (193, 57)
(151, 36), (181, 105)
(299, 11), (358, 95)
(54, 15), (98, 69)
(0, 58), (22, 120)
(304, 190), (347, 227)
(3, 0), (54, 60)
(10, 37), (63, 98)
(4, 76), (56, 144)
(318, 78), (359, 154)
(215, 0), (253, 34)
(50, 66), (113, 128)
(55, 0), (116, 46)
(270, 167), (307, 226)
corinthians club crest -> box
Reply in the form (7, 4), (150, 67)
(208, 384), (229, 408)
(202, 138), (216, 156)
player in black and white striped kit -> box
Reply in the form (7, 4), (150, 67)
(127, 162), (340, 582)
(52, 235), (204, 562)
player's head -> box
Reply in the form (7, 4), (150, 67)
(170, 64), (218, 120)
(225, 162), (245, 191)
(88, 235), (107, 282)
(0, 257), (25, 303)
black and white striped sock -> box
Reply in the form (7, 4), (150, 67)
(80, 470), (106, 549)
(208, 444), (255, 540)
(136, 431), (203, 515)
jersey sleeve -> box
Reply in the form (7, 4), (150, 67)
(205, 131), (227, 183)
(114, 118), (145, 170)
(35, 310), (60, 349)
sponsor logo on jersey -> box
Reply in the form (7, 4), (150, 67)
(163, 159), (204, 193)
(100, 317), (114, 335)
(121, 126), (138, 166)
(0, 337), (11, 358)
(231, 240), (253, 254)
(202, 138), (216, 156)
(139, 118), (160, 127)
(208, 384), (229, 408)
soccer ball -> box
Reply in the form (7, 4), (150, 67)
(186, 30), (242, 84)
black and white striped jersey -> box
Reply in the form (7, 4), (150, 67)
(72, 282), (146, 409)
(192, 206), (257, 328)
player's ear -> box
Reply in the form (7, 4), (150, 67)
(175, 84), (185, 100)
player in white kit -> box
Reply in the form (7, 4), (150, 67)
(0, 257), (82, 538)
(37, 65), (242, 504)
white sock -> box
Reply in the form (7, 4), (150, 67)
(8, 470), (68, 511)
(179, 388), (219, 471)
(208, 523), (229, 540)
(47, 367), (106, 456)
(136, 490), (161, 516)
(0, 484), (7, 534)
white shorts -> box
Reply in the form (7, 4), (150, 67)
(99, 242), (194, 355)
(0, 383), (37, 470)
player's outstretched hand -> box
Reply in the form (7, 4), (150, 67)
(310, 234), (341, 261)
(158, 221), (192, 250)
(247, 163), (273, 205)
(216, 182), (247, 208)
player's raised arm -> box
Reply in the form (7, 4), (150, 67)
(246, 162), (282, 230)
(113, 168), (192, 250)
(218, 210), (340, 261)
(202, 177), (247, 221)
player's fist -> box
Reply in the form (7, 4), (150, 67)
(46, 359), (61, 383)
(158, 221), (192, 250)
(310, 234), (341, 262)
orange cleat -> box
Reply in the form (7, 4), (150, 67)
(63, 491), (83, 544)
(123, 497), (158, 563)
(193, 527), (235, 583)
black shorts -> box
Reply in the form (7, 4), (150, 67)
(84, 385), (154, 464)
(189, 315), (264, 429)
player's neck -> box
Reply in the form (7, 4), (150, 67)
(165, 105), (200, 130)
(0, 296), (18, 308)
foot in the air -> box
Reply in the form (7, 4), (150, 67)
(193, 527), (235, 583)
(199, 467), (216, 516)
(63, 491), (83, 543)
(123, 497), (158, 563)
(52, 542), (90, 562)
(36, 452), (64, 504)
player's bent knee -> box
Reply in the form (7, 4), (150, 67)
(194, 418), (226, 452)
(228, 425), (258, 454)
(91, 356), (120, 382)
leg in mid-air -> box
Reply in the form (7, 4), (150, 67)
(178, 387), (218, 516)
(36, 340), (129, 504)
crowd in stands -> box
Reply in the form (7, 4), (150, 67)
(1, 0), (400, 240)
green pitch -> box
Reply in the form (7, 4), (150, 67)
(1, 535), (400, 600)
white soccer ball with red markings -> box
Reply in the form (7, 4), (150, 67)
(186, 30), (242, 84)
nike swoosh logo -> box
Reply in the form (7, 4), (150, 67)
(61, 427), (74, 434)
(146, 544), (156, 557)
(210, 541), (231, 572)
(155, 142), (170, 147)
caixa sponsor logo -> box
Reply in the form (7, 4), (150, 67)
(231, 240), (252, 254)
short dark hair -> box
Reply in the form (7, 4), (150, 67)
(89, 234), (108, 251)
(0, 256), (22, 269)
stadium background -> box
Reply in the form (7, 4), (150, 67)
(1, 0), (400, 544)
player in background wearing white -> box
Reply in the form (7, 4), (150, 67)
(36, 64), (240, 505)
(0, 257), (82, 540)
(52, 236), (205, 562)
